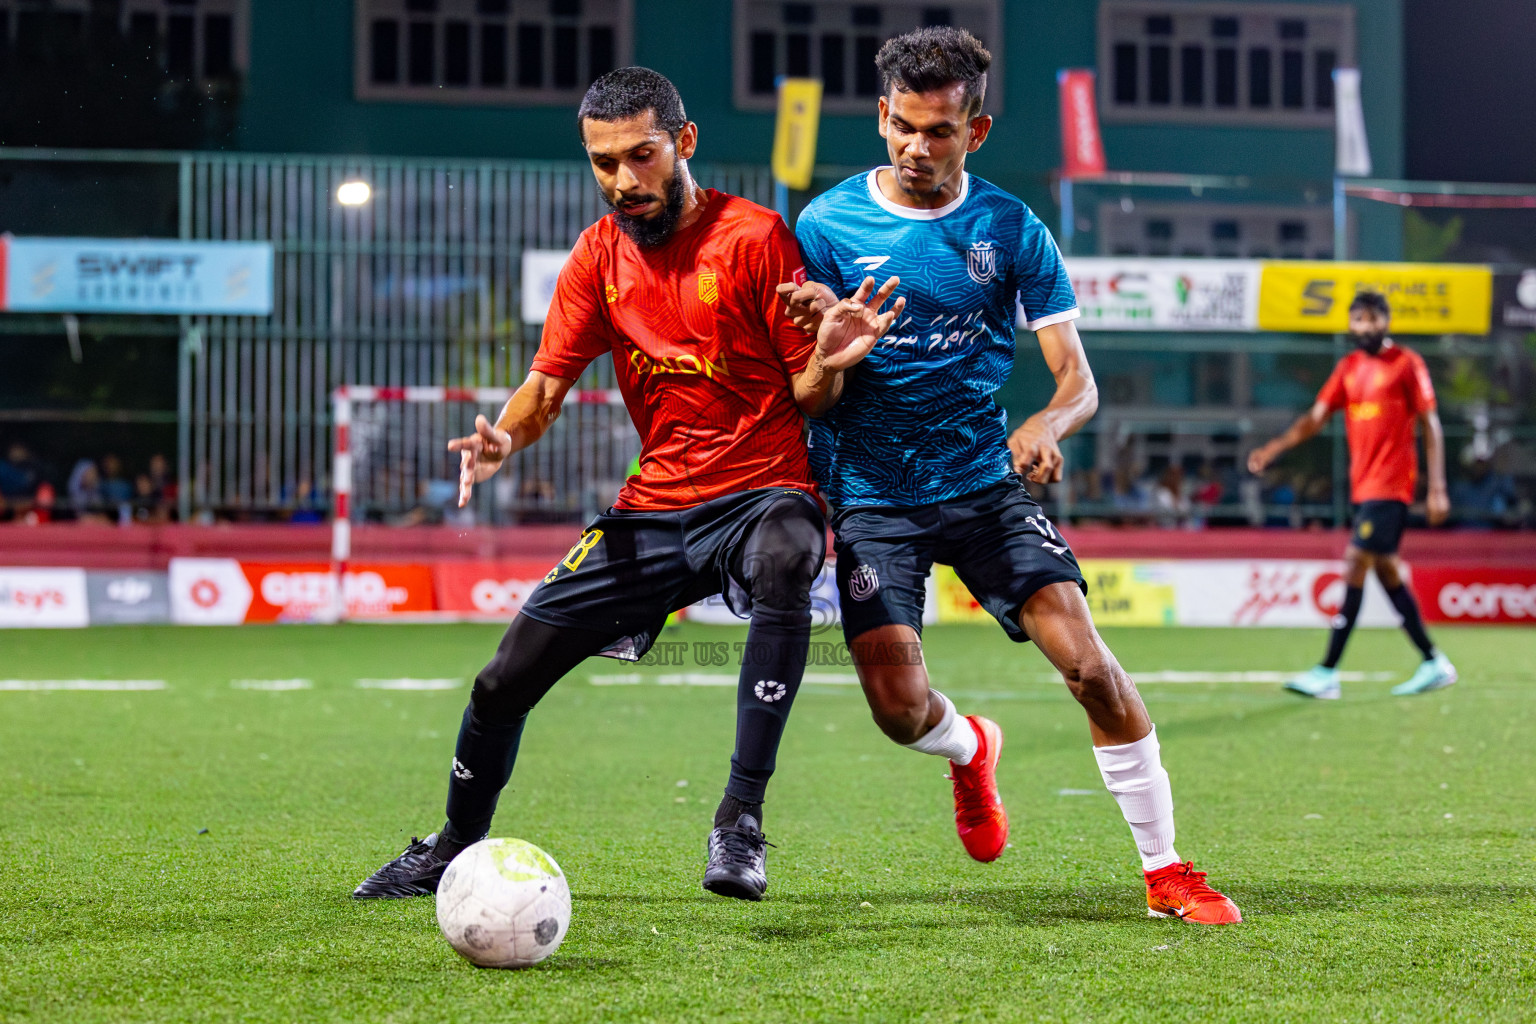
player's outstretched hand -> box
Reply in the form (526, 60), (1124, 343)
(814, 276), (905, 373)
(1008, 417), (1064, 484)
(776, 280), (839, 335)
(1246, 445), (1275, 475)
(1427, 484), (1450, 526)
(446, 414), (513, 507)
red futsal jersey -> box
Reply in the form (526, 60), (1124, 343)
(531, 190), (816, 510)
(1316, 343), (1437, 504)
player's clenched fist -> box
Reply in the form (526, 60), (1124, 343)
(1008, 418), (1064, 483)
(447, 414), (512, 507)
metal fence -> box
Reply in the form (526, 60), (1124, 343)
(181, 153), (777, 524)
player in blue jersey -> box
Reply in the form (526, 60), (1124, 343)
(779, 27), (1239, 924)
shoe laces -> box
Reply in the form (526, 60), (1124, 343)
(712, 824), (772, 867)
(381, 836), (440, 878)
(1155, 862), (1222, 903)
(946, 766), (1000, 829)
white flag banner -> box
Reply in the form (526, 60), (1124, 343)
(1334, 67), (1372, 177)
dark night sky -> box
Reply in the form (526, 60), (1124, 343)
(1405, 0), (1536, 183)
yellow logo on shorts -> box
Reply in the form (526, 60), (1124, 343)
(605, 283), (618, 304)
(1358, 520), (1374, 540)
(545, 529), (604, 582)
(698, 271), (719, 305)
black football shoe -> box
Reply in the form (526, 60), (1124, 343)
(703, 814), (772, 901)
(352, 833), (452, 899)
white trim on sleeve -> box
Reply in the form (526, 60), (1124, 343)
(1021, 307), (1081, 331)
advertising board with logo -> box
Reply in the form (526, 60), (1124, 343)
(0, 236), (274, 315)
(0, 567), (89, 628)
(1060, 259), (1260, 331)
(1493, 269), (1536, 330)
(1164, 560), (1402, 628)
(1257, 261), (1492, 335)
(85, 571), (171, 625)
(433, 560), (557, 619)
(1411, 567), (1536, 625)
(169, 559), (433, 623)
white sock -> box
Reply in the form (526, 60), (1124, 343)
(901, 691), (979, 765)
(1093, 725), (1180, 872)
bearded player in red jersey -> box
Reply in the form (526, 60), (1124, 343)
(1249, 290), (1456, 699)
(353, 67), (903, 902)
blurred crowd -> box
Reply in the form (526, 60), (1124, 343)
(0, 442), (177, 525)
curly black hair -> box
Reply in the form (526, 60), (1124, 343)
(1349, 289), (1392, 317)
(875, 26), (993, 118)
(577, 66), (688, 142)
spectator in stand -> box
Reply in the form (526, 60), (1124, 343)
(1451, 455), (1517, 528)
(0, 442), (40, 518)
(283, 479), (325, 524)
(147, 453), (178, 518)
(68, 459), (107, 521)
(1261, 467), (1297, 527)
(1152, 465), (1192, 529)
(99, 454), (133, 510)
(133, 473), (170, 524)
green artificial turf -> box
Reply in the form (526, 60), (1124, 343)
(1, 622), (1533, 1023)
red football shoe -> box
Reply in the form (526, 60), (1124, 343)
(1144, 861), (1242, 924)
(946, 715), (1008, 862)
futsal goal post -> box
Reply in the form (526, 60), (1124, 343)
(329, 385), (629, 622)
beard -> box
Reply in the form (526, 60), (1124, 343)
(1351, 330), (1387, 354)
(602, 165), (688, 249)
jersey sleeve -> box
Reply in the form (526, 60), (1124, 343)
(1316, 358), (1349, 412)
(1016, 208), (1080, 331)
(759, 216), (816, 378)
(1405, 350), (1437, 414)
(794, 206), (841, 295)
(529, 231), (616, 380)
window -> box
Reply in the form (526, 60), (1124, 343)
(355, 0), (631, 105)
(1098, 202), (1335, 259)
(733, 0), (1003, 114)
(0, 0), (248, 79)
(1099, 2), (1353, 127)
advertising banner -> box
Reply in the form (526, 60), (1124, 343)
(0, 567), (89, 628)
(169, 559), (433, 623)
(1493, 269), (1536, 330)
(1164, 560), (1401, 628)
(433, 560), (556, 619)
(1057, 69), (1106, 179)
(1062, 258), (1260, 331)
(520, 249), (569, 325)
(1412, 567), (1536, 624)
(1079, 560), (1177, 626)
(85, 571), (171, 625)
(771, 78), (823, 190)
(1257, 261), (1493, 335)
(0, 236), (274, 315)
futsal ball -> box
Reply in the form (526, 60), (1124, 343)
(435, 838), (571, 968)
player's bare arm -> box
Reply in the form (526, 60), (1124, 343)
(1007, 320), (1099, 484)
(1421, 407), (1450, 525)
(447, 371), (575, 506)
(790, 275), (905, 418)
(1247, 399), (1331, 475)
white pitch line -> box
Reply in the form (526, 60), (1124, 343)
(0, 680), (166, 691)
(231, 679), (313, 691)
(803, 673), (859, 685)
(355, 678), (463, 691)
(1028, 670), (1397, 684)
(590, 672), (860, 688)
(590, 674), (644, 686)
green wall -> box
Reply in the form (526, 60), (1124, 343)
(240, 0), (1404, 220)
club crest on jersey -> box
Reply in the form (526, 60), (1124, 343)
(966, 240), (998, 285)
(698, 270), (719, 305)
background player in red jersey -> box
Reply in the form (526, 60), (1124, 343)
(353, 67), (903, 902)
(1249, 290), (1456, 699)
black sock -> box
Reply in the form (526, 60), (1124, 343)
(1386, 584), (1436, 660)
(444, 706), (527, 844)
(1322, 585), (1364, 669)
(714, 793), (764, 829)
(723, 495), (823, 809)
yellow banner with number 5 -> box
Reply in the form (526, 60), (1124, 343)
(1258, 261), (1492, 334)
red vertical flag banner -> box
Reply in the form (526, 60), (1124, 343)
(1058, 69), (1107, 178)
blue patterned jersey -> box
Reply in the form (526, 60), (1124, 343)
(796, 169), (1079, 507)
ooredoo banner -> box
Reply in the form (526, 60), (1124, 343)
(170, 559), (434, 623)
(0, 567), (89, 628)
(433, 561), (556, 619)
(1413, 568), (1536, 624)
